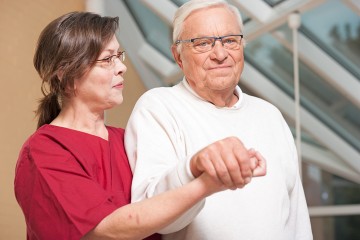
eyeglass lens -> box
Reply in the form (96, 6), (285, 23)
(192, 36), (242, 52)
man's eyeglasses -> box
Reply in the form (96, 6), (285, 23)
(175, 34), (243, 53)
(95, 51), (125, 67)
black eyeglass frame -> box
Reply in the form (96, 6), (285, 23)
(175, 34), (243, 48)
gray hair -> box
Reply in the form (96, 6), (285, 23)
(172, 0), (244, 45)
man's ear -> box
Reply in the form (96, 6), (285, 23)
(171, 44), (183, 69)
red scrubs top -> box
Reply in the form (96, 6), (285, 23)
(14, 124), (160, 240)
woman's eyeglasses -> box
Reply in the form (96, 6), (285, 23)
(95, 51), (125, 67)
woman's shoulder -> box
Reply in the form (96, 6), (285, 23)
(20, 125), (71, 156)
(106, 126), (126, 147)
(106, 126), (125, 136)
(23, 124), (56, 147)
(15, 125), (74, 175)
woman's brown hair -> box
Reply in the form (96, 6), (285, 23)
(34, 12), (119, 128)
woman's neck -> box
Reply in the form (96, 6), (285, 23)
(50, 103), (108, 140)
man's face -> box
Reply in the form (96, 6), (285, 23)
(172, 6), (244, 104)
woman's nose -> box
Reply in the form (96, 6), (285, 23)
(114, 59), (127, 75)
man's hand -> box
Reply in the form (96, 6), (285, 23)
(190, 137), (266, 190)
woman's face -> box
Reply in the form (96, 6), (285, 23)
(73, 35), (127, 111)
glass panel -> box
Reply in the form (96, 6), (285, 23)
(171, 0), (188, 7)
(301, 0), (360, 79)
(303, 162), (360, 206)
(244, 32), (360, 151)
(123, 0), (174, 61)
(311, 216), (360, 240)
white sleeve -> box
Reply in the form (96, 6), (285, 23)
(281, 117), (313, 239)
(125, 94), (205, 234)
(289, 171), (313, 239)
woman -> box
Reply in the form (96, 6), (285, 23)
(14, 12), (225, 240)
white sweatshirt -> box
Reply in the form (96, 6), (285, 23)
(125, 79), (313, 240)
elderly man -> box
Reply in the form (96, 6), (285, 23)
(125, 0), (312, 239)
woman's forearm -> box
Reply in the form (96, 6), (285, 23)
(82, 174), (223, 240)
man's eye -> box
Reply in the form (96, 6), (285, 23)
(224, 38), (236, 44)
(194, 39), (211, 47)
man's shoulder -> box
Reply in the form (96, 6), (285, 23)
(143, 86), (170, 97)
(136, 84), (183, 106)
(143, 84), (180, 97)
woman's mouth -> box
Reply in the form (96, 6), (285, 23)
(113, 82), (123, 88)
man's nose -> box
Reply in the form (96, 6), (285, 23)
(211, 40), (228, 61)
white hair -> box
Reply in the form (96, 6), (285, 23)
(172, 0), (244, 45)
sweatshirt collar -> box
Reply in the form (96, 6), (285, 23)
(181, 77), (244, 109)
